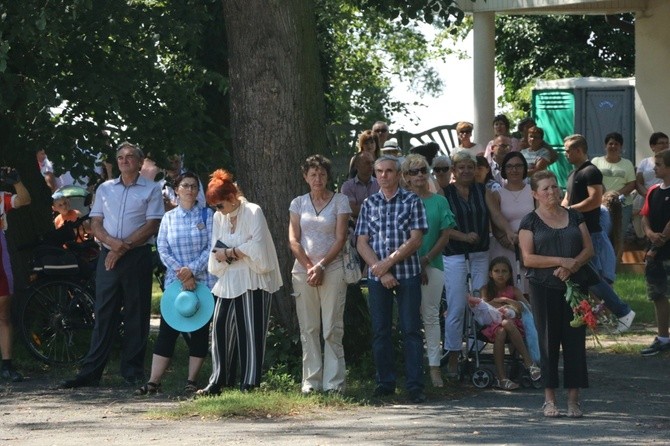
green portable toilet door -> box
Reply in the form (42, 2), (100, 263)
(532, 89), (575, 189)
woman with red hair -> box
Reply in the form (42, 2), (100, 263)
(196, 169), (283, 395)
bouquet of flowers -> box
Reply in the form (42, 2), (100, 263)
(565, 280), (598, 329)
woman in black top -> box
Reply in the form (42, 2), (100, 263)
(519, 170), (593, 418)
(441, 151), (514, 378)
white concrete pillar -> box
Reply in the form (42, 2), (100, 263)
(635, 0), (670, 161)
(472, 12), (496, 146)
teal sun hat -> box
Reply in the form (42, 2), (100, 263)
(160, 281), (215, 332)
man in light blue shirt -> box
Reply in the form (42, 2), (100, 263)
(61, 142), (164, 388)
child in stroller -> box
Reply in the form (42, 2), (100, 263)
(468, 256), (541, 390)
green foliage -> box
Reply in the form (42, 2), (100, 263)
(358, 0), (466, 26)
(0, 0), (228, 174)
(316, 1), (467, 126)
(260, 364), (300, 393)
(495, 14), (635, 114)
(264, 320), (302, 379)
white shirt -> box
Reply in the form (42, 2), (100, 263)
(208, 200), (283, 298)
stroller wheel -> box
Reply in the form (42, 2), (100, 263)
(520, 375), (532, 388)
(531, 377), (544, 389)
(472, 369), (493, 388)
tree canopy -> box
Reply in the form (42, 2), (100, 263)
(0, 0), (228, 177)
(495, 14), (635, 113)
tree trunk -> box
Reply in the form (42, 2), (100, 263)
(222, 0), (326, 330)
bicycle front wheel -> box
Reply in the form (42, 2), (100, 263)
(20, 280), (95, 365)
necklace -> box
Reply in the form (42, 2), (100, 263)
(508, 188), (525, 202)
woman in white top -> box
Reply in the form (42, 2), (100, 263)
(197, 169), (282, 395)
(289, 155), (351, 394)
(489, 152), (535, 294)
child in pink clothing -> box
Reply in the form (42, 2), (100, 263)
(472, 256), (540, 390)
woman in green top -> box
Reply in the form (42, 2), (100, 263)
(402, 154), (456, 387)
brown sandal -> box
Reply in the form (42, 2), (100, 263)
(134, 381), (160, 396)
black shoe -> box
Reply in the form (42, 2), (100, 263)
(58, 375), (99, 389)
(0, 367), (23, 382)
(408, 390), (426, 404)
(194, 385), (221, 398)
(373, 385), (395, 397)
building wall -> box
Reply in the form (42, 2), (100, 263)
(635, 0), (670, 159)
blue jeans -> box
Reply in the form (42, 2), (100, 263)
(589, 280), (631, 318)
(588, 232), (631, 318)
(368, 274), (423, 392)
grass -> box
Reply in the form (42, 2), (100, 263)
(613, 271), (654, 323)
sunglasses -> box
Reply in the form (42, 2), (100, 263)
(433, 166), (450, 173)
(407, 167), (428, 176)
(505, 163), (525, 170)
(459, 130), (472, 134)
(364, 138), (375, 144)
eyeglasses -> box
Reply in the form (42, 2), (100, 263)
(179, 183), (198, 190)
(374, 128), (388, 134)
(433, 166), (450, 173)
(407, 167), (428, 176)
(505, 163), (525, 170)
(215, 203), (225, 210)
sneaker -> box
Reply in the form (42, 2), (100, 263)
(615, 310), (635, 334)
(640, 337), (670, 356)
(0, 367), (23, 383)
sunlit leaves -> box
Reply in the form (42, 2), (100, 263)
(495, 14), (634, 113)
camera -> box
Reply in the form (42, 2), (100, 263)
(0, 168), (20, 185)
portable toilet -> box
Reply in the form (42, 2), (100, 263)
(532, 77), (636, 187)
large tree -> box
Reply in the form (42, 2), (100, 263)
(222, 0), (468, 328)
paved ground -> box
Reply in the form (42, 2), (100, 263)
(1, 334), (668, 445)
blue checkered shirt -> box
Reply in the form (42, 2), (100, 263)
(355, 187), (427, 280)
(157, 204), (216, 289)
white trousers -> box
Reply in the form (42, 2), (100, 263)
(420, 266), (445, 366)
(442, 251), (489, 352)
(292, 264), (347, 392)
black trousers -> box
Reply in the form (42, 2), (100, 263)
(207, 289), (272, 391)
(78, 245), (153, 382)
(529, 282), (588, 389)
(153, 313), (211, 359)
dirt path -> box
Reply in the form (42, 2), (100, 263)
(1, 332), (668, 445)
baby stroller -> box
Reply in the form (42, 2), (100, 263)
(449, 253), (542, 389)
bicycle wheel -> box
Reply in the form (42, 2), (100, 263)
(20, 280), (95, 365)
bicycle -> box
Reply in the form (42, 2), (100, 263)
(17, 216), (100, 366)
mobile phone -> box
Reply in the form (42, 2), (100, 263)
(212, 240), (229, 252)
(212, 240), (232, 264)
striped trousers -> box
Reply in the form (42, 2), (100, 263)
(207, 289), (272, 391)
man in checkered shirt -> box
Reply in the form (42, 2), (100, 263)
(355, 155), (428, 403)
